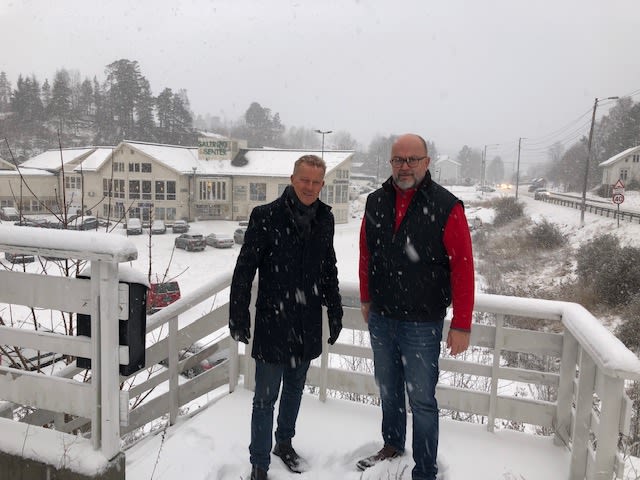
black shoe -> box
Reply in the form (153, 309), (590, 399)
(273, 441), (307, 474)
(356, 444), (403, 471)
(250, 465), (268, 480)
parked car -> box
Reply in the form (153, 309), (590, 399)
(0, 206), (20, 222)
(534, 188), (549, 200)
(147, 281), (181, 313)
(234, 227), (247, 245)
(67, 215), (99, 231)
(206, 232), (234, 248)
(160, 344), (229, 379)
(126, 218), (143, 235)
(4, 252), (35, 264)
(175, 233), (206, 251)
(172, 219), (190, 233)
(475, 185), (496, 193)
(150, 219), (166, 234)
(238, 220), (249, 227)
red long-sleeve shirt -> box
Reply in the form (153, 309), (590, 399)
(359, 186), (475, 331)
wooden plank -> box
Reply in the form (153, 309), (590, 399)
(0, 271), (91, 314)
(0, 326), (92, 359)
(0, 366), (93, 418)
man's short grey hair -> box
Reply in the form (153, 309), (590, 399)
(294, 154), (327, 174)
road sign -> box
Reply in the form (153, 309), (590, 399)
(612, 193), (624, 204)
(614, 179), (625, 190)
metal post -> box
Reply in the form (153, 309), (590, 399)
(580, 96), (618, 227)
(190, 167), (197, 222)
(515, 137), (524, 201)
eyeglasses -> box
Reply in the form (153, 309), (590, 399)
(389, 156), (427, 167)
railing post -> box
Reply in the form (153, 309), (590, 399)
(555, 330), (579, 447)
(168, 314), (179, 425)
(569, 348), (597, 480)
(487, 313), (505, 432)
(229, 336), (239, 393)
(97, 261), (122, 460)
(592, 375), (624, 480)
(319, 310), (330, 402)
(90, 263), (102, 451)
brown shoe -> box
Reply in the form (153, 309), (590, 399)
(356, 445), (403, 471)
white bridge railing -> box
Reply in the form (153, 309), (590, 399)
(1, 226), (640, 480)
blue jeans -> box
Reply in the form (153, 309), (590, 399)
(249, 359), (310, 471)
(369, 312), (443, 480)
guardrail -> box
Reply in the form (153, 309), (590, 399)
(542, 192), (640, 224)
(2, 232), (640, 479)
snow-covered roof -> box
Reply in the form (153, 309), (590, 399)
(127, 141), (353, 177)
(435, 156), (460, 166)
(72, 147), (116, 172)
(0, 157), (15, 170)
(17, 141), (354, 178)
(599, 145), (640, 167)
(19, 147), (96, 172)
(0, 167), (54, 177)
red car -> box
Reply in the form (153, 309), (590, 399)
(147, 281), (181, 314)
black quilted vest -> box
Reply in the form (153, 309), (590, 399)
(365, 173), (460, 321)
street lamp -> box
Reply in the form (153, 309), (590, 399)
(189, 166), (197, 221)
(580, 96), (619, 226)
(314, 129), (332, 160)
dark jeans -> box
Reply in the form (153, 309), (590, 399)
(368, 312), (443, 480)
(249, 359), (310, 471)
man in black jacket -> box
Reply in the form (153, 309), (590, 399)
(229, 154), (343, 480)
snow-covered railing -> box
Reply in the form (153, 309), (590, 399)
(2, 241), (640, 480)
(0, 225), (138, 465)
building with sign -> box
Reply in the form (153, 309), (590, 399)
(0, 137), (355, 225)
(599, 145), (640, 189)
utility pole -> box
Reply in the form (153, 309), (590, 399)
(515, 137), (525, 201)
(580, 96), (619, 226)
(481, 146), (487, 195)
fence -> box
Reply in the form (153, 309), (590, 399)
(2, 227), (640, 479)
(542, 192), (640, 224)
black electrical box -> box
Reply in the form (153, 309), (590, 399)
(76, 274), (148, 376)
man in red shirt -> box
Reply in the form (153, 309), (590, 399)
(356, 134), (475, 480)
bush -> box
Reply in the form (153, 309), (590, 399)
(492, 197), (524, 227)
(575, 234), (620, 281)
(616, 295), (640, 353)
(576, 234), (640, 306)
(527, 218), (566, 249)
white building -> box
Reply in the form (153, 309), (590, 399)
(0, 138), (355, 224)
(432, 155), (460, 184)
(599, 145), (640, 188)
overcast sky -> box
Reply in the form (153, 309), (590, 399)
(2, 0), (640, 168)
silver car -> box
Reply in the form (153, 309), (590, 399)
(206, 233), (234, 248)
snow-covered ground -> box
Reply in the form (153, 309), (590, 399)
(3, 184), (640, 479)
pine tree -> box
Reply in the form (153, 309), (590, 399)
(48, 69), (73, 130)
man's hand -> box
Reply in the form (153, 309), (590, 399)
(446, 329), (470, 356)
(328, 322), (342, 345)
(360, 302), (370, 323)
(230, 328), (250, 344)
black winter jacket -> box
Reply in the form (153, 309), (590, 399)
(229, 191), (343, 365)
(365, 172), (460, 321)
